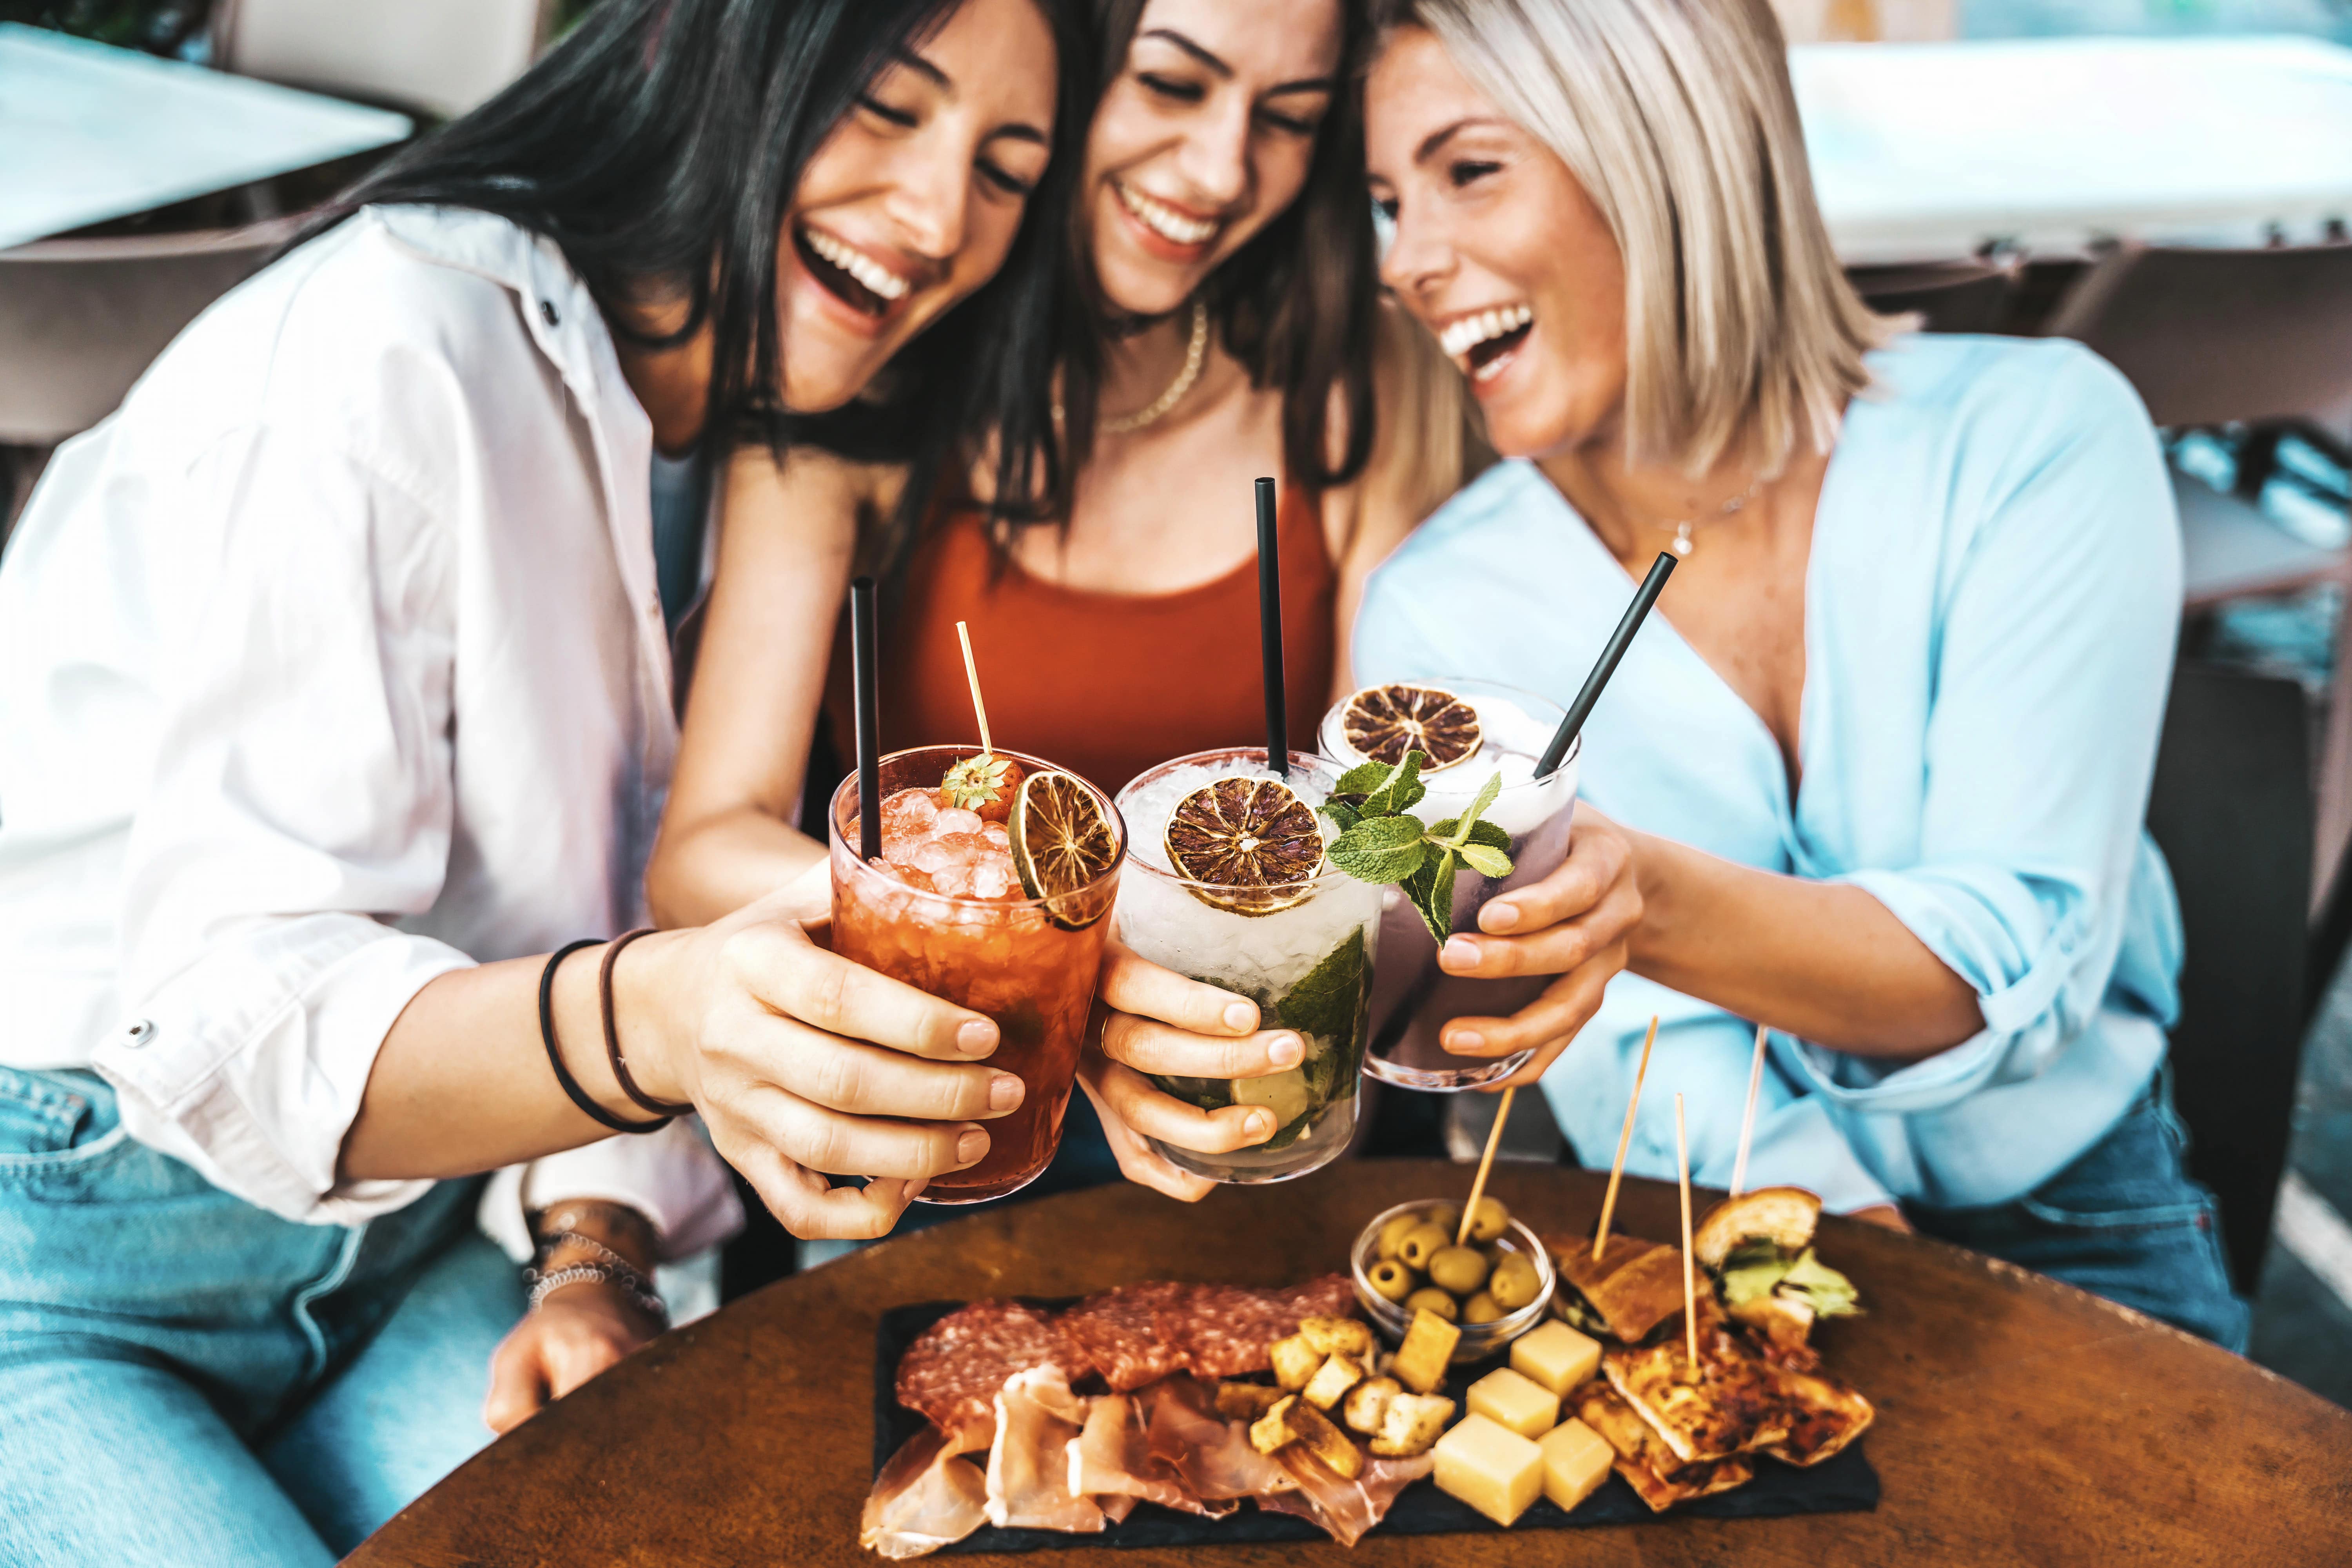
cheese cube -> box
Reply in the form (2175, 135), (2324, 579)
(1511, 1320), (1602, 1397)
(1433, 1413), (1545, 1527)
(1537, 1418), (1614, 1514)
(1465, 1367), (1561, 1439)
(1392, 1308), (1460, 1394)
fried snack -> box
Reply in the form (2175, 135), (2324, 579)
(1249, 1395), (1300, 1456)
(1758, 1365), (1875, 1467)
(1572, 1382), (1756, 1513)
(1342, 1375), (1402, 1437)
(1602, 1335), (1795, 1464)
(1302, 1353), (1367, 1412)
(1392, 1308), (1460, 1394)
(1215, 1381), (1287, 1421)
(1369, 1392), (1454, 1458)
(1692, 1187), (1820, 1268)
(1299, 1317), (1376, 1360)
(1270, 1334), (1322, 1392)
(1553, 1234), (1689, 1343)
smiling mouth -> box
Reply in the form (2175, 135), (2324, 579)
(1113, 178), (1218, 248)
(1439, 303), (1535, 382)
(796, 225), (912, 318)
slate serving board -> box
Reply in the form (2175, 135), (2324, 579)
(873, 1298), (1877, 1553)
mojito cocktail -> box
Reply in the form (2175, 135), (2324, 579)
(829, 745), (1125, 1203)
(1112, 748), (1383, 1183)
(1320, 679), (1578, 1089)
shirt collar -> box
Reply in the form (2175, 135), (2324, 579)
(365, 203), (609, 397)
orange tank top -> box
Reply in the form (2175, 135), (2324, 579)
(846, 484), (1338, 800)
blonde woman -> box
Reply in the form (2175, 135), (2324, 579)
(1356, 0), (2245, 1345)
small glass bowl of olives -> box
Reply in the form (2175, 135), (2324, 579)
(1349, 1196), (1555, 1363)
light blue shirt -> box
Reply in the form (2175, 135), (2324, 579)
(1354, 335), (2184, 1212)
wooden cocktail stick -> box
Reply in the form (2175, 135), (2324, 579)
(1676, 1092), (1698, 1368)
(955, 620), (993, 756)
(1457, 1085), (1516, 1248)
(1730, 1022), (1768, 1199)
(1592, 1015), (1659, 1263)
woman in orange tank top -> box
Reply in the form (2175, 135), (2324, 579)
(649, 0), (1480, 1217)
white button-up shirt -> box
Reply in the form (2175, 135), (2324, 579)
(0, 205), (740, 1256)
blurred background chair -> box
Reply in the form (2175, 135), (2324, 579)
(2045, 240), (2352, 912)
(210, 0), (556, 120)
(1847, 256), (2020, 333)
(2147, 660), (2316, 1294)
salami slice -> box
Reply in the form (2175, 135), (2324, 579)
(1060, 1281), (1191, 1392)
(896, 1301), (1086, 1430)
(1175, 1274), (1355, 1381)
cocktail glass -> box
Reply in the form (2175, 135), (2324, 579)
(1319, 677), (1579, 1090)
(1111, 748), (1384, 1183)
(828, 745), (1125, 1203)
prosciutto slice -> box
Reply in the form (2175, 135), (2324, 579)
(859, 1419), (992, 1561)
(1066, 1391), (1229, 1516)
(984, 1365), (1105, 1533)
(1260, 1448), (1436, 1548)
(1136, 1376), (1292, 1504)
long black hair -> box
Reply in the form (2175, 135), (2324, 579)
(1052, 0), (1381, 502)
(324, 0), (1088, 530)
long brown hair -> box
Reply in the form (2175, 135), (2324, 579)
(1051, 0), (1383, 504)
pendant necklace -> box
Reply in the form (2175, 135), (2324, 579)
(1654, 471), (1767, 557)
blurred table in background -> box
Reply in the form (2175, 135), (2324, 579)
(1798, 36), (2352, 262)
(0, 21), (409, 250)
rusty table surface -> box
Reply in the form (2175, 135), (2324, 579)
(348, 1161), (2352, 1567)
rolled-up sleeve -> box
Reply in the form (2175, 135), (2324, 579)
(1791, 351), (2181, 1114)
(92, 428), (473, 1225)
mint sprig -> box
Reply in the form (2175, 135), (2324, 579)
(1319, 751), (1514, 941)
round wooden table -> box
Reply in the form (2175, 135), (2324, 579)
(348, 1161), (2352, 1566)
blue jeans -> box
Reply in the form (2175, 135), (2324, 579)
(1904, 1073), (2252, 1352)
(0, 1068), (525, 1566)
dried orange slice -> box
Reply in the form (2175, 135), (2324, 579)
(1011, 770), (1122, 929)
(1163, 776), (1326, 915)
(1339, 683), (1482, 771)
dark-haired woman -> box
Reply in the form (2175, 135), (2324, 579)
(0, 0), (1083, 1560)
(648, 0), (1639, 1201)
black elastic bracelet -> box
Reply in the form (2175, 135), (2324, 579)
(538, 938), (670, 1134)
(601, 927), (693, 1121)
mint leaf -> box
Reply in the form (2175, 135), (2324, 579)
(1462, 819), (1512, 853)
(1316, 800), (1362, 833)
(1278, 928), (1367, 1046)
(1331, 758), (1396, 797)
(1447, 771), (1504, 846)
(1327, 816), (1430, 883)
(1360, 751), (1425, 818)
(1458, 843), (1514, 879)
(1403, 848), (1456, 943)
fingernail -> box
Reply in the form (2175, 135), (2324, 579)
(1270, 1034), (1304, 1068)
(1442, 936), (1479, 968)
(1223, 1000), (1258, 1033)
(989, 1073), (1024, 1112)
(957, 1128), (989, 1165)
(958, 1020), (998, 1056)
(1447, 1029), (1485, 1054)
(1484, 902), (1521, 932)
(1247, 1111), (1275, 1139)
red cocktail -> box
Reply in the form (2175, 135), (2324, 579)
(828, 744), (1125, 1203)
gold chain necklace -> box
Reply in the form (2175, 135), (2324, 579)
(1650, 471), (1766, 557)
(1093, 299), (1210, 436)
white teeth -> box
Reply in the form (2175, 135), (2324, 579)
(1116, 180), (1217, 246)
(802, 228), (910, 302)
(1438, 303), (1534, 360)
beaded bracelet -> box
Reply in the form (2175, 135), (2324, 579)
(525, 1260), (670, 1327)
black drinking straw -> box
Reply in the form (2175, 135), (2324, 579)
(850, 575), (882, 864)
(1538, 551), (1677, 775)
(1255, 476), (1288, 777)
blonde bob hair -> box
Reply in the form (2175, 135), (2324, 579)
(1377, 0), (1902, 475)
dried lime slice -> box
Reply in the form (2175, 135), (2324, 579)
(1010, 770), (1121, 929)
(1163, 775), (1325, 915)
(1339, 683), (1482, 770)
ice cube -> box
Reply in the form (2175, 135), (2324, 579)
(984, 821), (1011, 848)
(879, 788), (939, 849)
(935, 807), (984, 837)
(973, 860), (1011, 900)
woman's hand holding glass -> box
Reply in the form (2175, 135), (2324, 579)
(616, 865), (1023, 1241)
(1078, 939), (1311, 1202)
(1421, 808), (1643, 1089)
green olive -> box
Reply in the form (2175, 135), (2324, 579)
(1375, 1212), (1422, 1262)
(1397, 1222), (1451, 1271)
(1488, 1251), (1542, 1311)
(1367, 1259), (1416, 1302)
(1463, 1196), (1510, 1244)
(1427, 1244), (1492, 1296)
(1404, 1287), (1460, 1323)
(1426, 1203), (1462, 1240)
(1461, 1290), (1505, 1325)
